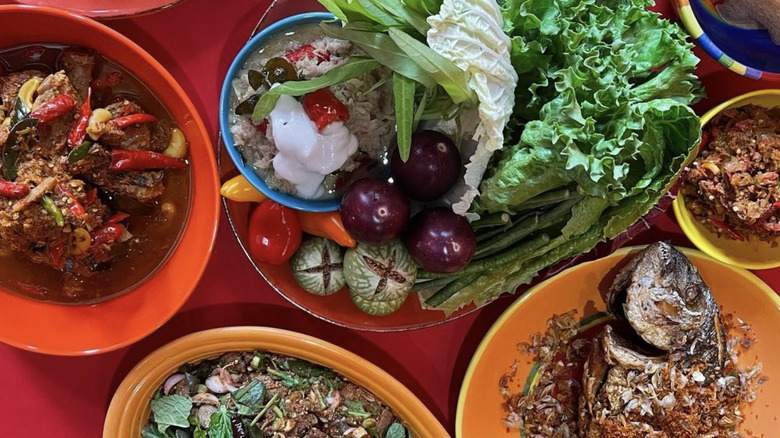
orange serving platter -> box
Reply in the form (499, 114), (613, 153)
(457, 246), (780, 437)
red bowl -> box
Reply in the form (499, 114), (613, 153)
(0, 5), (220, 355)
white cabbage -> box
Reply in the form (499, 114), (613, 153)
(426, 0), (517, 220)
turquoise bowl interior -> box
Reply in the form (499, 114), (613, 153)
(219, 12), (340, 212)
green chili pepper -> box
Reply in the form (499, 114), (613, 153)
(67, 141), (92, 164)
(41, 195), (65, 227)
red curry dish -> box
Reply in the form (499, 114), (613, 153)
(0, 45), (190, 303)
(681, 104), (780, 241)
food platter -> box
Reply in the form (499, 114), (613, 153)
(456, 245), (780, 437)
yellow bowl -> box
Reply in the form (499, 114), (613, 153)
(104, 327), (449, 437)
(673, 89), (780, 270)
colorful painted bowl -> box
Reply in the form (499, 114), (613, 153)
(673, 89), (780, 269)
(103, 327), (450, 438)
(220, 12), (342, 212)
(14, 0), (187, 18)
(674, 0), (780, 80)
(0, 5), (220, 355)
(457, 246), (780, 437)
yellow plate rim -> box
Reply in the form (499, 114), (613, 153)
(454, 244), (780, 437)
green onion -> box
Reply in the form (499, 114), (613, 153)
(41, 195), (64, 227)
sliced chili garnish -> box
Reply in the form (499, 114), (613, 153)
(90, 72), (122, 89)
(285, 44), (330, 64)
(110, 113), (157, 129)
(302, 88), (350, 131)
(110, 149), (187, 171)
(68, 87), (92, 149)
(0, 180), (29, 198)
(107, 211), (130, 224)
(256, 119), (269, 134)
(710, 217), (745, 241)
(699, 130), (710, 151)
(49, 242), (65, 268)
(29, 94), (77, 124)
(91, 224), (124, 247)
(57, 184), (86, 218)
(84, 187), (98, 205)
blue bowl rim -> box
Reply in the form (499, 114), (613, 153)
(219, 12), (340, 212)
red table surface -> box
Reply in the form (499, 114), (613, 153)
(0, 0), (777, 436)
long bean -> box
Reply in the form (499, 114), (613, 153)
(473, 197), (579, 259)
(418, 234), (551, 280)
(411, 276), (455, 292)
(475, 227), (505, 243)
(471, 212), (511, 230)
(424, 273), (480, 307)
(513, 187), (578, 212)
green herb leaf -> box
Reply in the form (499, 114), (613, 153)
(141, 424), (169, 438)
(320, 24), (437, 88)
(67, 141), (92, 164)
(318, 0), (349, 22)
(371, 0), (430, 35)
(385, 422), (409, 438)
(207, 406), (233, 438)
(387, 28), (474, 104)
(150, 394), (192, 435)
(232, 380), (266, 416)
(393, 72), (415, 161)
(252, 56), (381, 122)
(193, 426), (207, 438)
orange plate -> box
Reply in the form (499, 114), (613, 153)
(14, 0), (187, 18)
(0, 6), (220, 355)
(456, 246), (780, 437)
(103, 327), (450, 437)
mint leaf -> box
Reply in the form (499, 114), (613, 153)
(150, 395), (192, 434)
(385, 422), (408, 438)
(232, 380), (266, 416)
(207, 406), (233, 438)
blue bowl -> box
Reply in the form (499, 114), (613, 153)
(676, 0), (780, 80)
(220, 12), (340, 212)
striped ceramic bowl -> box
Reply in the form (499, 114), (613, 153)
(674, 0), (780, 80)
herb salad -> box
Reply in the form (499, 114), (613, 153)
(142, 351), (412, 438)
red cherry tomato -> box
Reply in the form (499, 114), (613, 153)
(302, 88), (350, 131)
(248, 200), (302, 265)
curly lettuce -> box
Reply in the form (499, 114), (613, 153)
(435, 0), (702, 314)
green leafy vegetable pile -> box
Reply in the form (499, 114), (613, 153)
(421, 0), (702, 314)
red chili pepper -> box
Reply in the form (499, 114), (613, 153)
(29, 93), (77, 124)
(0, 180), (29, 198)
(302, 88), (350, 131)
(110, 149), (187, 171)
(248, 200), (302, 265)
(773, 201), (780, 209)
(90, 72), (122, 89)
(84, 187), (98, 205)
(107, 211), (130, 224)
(49, 242), (65, 268)
(91, 224), (124, 247)
(110, 113), (158, 129)
(57, 184), (86, 218)
(699, 130), (710, 151)
(710, 217), (745, 241)
(285, 44), (330, 64)
(68, 87), (92, 149)
(256, 119), (269, 134)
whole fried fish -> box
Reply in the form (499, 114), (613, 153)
(579, 243), (728, 437)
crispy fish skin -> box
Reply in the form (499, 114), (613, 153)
(606, 242), (726, 373)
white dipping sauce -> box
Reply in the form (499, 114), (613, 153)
(270, 94), (358, 198)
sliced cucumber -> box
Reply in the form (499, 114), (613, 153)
(291, 236), (346, 296)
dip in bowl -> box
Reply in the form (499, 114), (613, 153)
(220, 13), (395, 212)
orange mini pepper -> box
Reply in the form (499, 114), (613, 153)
(297, 210), (356, 248)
